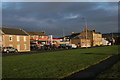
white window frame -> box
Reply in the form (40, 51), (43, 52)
(32, 36), (35, 39)
(24, 36), (26, 42)
(17, 36), (20, 41)
(41, 36), (44, 38)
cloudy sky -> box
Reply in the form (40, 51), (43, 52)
(2, 2), (118, 37)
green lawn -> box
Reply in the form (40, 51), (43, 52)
(2, 45), (119, 78)
(96, 61), (120, 79)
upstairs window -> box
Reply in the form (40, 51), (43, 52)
(24, 36), (26, 41)
(17, 36), (20, 41)
(9, 36), (12, 41)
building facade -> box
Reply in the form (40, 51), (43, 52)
(71, 38), (91, 47)
(78, 29), (102, 46)
(92, 32), (102, 46)
(1, 27), (30, 52)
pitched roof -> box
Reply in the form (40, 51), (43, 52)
(83, 28), (101, 34)
(58, 33), (81, 39)
(27, 31), (48, 36)
(0, 27), (28, 35)
(89, 30), (101, 34)
(70, 33), (81, 38)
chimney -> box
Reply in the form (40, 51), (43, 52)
(41, 31), (45, 34)
(92, 29), (95, 32)
(71, 32), (75, 34)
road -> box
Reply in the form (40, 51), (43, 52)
(2, 46), (105, 57)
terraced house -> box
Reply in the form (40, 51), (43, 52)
(26, 31), (48, 40)
(65, 28), (102, 47)
(1, 27), (30, 52)
(78, 29), (102, 46)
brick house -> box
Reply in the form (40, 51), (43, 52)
(64, 28), (102, 47)
(1, 27), (30, 52)
(78, 29), (102, 46)
(71, 37), (91, 47)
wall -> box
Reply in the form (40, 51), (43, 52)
(71, 39), (91, 47)
(71, 39), (81, 47)
(81, 39), (91, 47)
(2, 34), (30, 52)
(93, 33), (102, 46)
(77, 30), (102, 46)
(78, 30), (93, 46)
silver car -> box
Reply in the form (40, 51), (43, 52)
(2, 47), (18, 53)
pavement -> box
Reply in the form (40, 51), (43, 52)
(61, 54), (120, 80)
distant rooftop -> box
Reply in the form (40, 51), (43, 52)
(27, 31), (48, 36)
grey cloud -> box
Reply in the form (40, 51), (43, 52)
(2, 2), (118, 37)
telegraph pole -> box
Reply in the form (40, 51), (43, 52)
(82, 17), (88, 48)
(85, 17), (88, 48)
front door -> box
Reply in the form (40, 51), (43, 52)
(17, 44), (20, 51)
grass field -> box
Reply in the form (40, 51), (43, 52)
(2, 45), (119, 78)
(96, 61), (120, 79)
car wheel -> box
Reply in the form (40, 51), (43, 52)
(6, 50), (9, 53)
(66, 47), (68, 49)
(15, 50), (18, 53)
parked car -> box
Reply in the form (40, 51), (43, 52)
(30, 43), (45, 50)
(59, 44), (72, 49)
(2, 47), (18, 53)
(70, 44), (77, 48)
(43, 44), (51, 50)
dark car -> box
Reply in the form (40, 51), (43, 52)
(59, 44), (72, 49)
(2, 47), (18, 53)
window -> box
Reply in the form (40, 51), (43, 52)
(17, 36), (20, 41)
(41, 36), (44, 38)
(32, 36), (34, 39)
(9, 36), (12, 41)
(39, 36), (42, 38)
(36, 36), (38, 40)
(24, 36), (26, 41)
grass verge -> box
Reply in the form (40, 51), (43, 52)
(2, 45), (119, 78)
